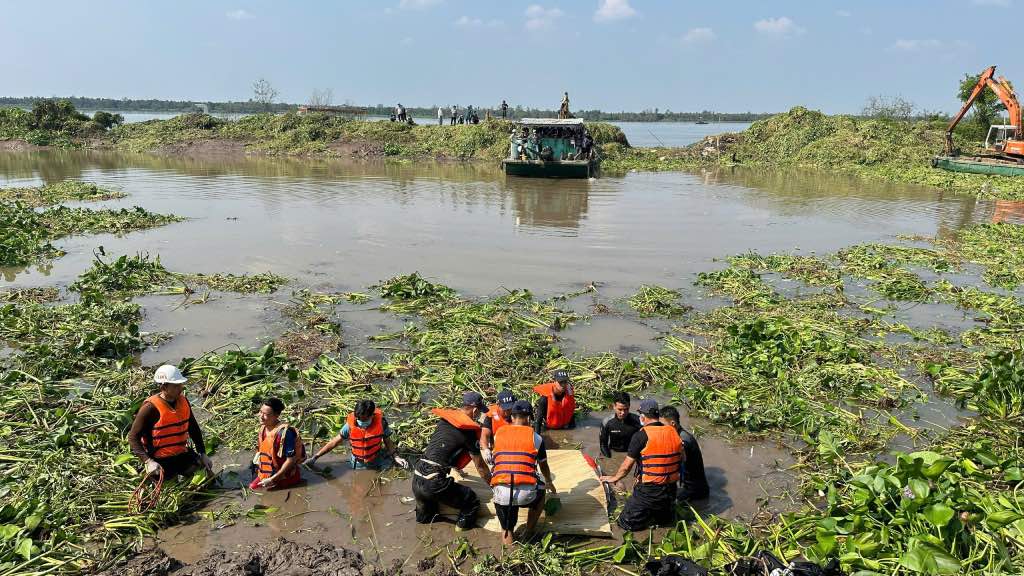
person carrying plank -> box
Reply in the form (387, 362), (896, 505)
(599, 399), (684, 531)
(533, 370), (577, 432)
(305, 399), (407, 470)
(128, 365), (213, 480)
(480, 389), (517, 463)
(250, 397), (305, 490)
(490, 400), (556, 545)
(412, 392), (492, 531)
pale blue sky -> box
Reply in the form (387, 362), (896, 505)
(0, 0), (1014, 113)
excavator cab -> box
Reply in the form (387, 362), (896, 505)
(986, 125), (1018, 153)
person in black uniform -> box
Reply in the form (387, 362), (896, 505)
(599, 391), (642, 458)
(412, 391), (492, 531)
(660, 405), (710, 502)
(599, 399), (684, 531)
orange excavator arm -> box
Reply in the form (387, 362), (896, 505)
(945, 65), (1022, 155)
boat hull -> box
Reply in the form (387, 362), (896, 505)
(503, 159), (596, 179)
(932, 155), (1024, 177)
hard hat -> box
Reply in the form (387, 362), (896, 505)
(154, 364), (187, 384)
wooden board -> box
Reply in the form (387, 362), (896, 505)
(440, 449), (613, 537)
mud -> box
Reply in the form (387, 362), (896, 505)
(0, 139), (48, 152)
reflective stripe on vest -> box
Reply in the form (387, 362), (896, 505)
(639, 425), (682, 484)
(347, 409), (385, 463)
(486, 404), (510, 435)
(430, 408), (482, 470)
(257, 424), (302, 485)
(145, 394), (191, 459)
(533, 382), (576, 430)
(489, 425), (538, 487)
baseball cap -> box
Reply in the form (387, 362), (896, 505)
(462, 391), (486, 410)
(638, 399), (660, 417)
(497, 389), (517, 411)
(552, 370), (569, 383)
(154, 364), (187, 385)
(510, 400), (534, 417)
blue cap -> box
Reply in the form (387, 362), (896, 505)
(497, 389), (517, 410)
(462, 391), (486, 410)
(638, 399), (659, 416)
(510, 400), (534, 416)
(552, 370), (569, 383)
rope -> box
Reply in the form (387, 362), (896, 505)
(129, 468), (164, 514)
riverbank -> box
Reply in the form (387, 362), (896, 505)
(605, 107), (1024, 201)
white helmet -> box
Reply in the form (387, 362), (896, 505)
(154, 364), (187, 385)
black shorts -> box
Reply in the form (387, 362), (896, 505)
(155, 450), (200, 480)
(494, 487), (545, 531)
(618, 483), (676, 531)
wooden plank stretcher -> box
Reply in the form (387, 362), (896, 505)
(440, 449), (613, 537)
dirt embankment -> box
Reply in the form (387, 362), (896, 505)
(0, 139), (49, 152)
(105, 538), (454, 576)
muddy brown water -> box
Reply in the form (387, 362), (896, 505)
(0, 150), (1014, 564)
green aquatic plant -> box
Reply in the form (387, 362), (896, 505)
(627, 284), (690, 317)
(182, 271), (288, 294)
(0, 181), (125, 208)
(695, 267), (778, 306)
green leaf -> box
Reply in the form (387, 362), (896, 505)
(15, 537), (33, 560)
(899, 548), (927, 572)
(922, 544), (961, 574)
(985, 510), (1023, 530)
(22, 515), (42, 531)
(908, 478), (929, 500)
(113, 454), (134, 466)
(0, 524), (20, 541)
(923, 503), (955, 528)
(612, 543), (628, 563)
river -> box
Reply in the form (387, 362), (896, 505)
(0, 149), (1006, 566)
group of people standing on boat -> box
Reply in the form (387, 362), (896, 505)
(130, 364), (708, 545)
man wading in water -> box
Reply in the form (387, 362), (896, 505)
(413, 391), (492, 531)
(129, 365), (213, 480)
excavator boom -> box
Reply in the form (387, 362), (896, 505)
(944, 65), (1023, 156)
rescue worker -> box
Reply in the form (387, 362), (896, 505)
(128, 365), (213, 480)
(599, 399), (684, 531)
(412, 392), (492, 531)
(533, 370), (576, 432)
(306, 400), (408, 470)
(480, 389), (517, 462)
(250, 397), (305, 490)
(599, 391), (642, 458)
(490, 400), (556, 545)
(660, 405), (710, 502)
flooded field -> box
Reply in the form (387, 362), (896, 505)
(2, 150), (1020, 571)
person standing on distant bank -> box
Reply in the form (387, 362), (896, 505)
(438, 106), (444, 126)
(501, 99), (509, 119)
(450, 105), (458, 126)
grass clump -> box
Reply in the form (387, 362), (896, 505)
(182, 271), (288, 294)
(0, 181), (125, 207)
(728, 252), (842, 288)
(695, 267), (778, 305)
(627, 284), (690, 317)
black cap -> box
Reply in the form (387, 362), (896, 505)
(510, 400), (534, 417)
(552, 370), (569, 383)
(638, 399), (659, 417)
(497, 389), (517, 410)
(462, 391), (486, 410)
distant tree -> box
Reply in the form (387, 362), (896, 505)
(958, 72), (1006, 131)
(31, 99), (89, 130)
(308, 88), (333, 107)
(91, 110), (124, 129)
(252, 78), (279, 111)
(861, 95), (915, 121)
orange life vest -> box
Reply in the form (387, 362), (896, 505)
(533, 382), (576, 430)
(486, 404), (511, 436)
(489, 425), (538, 487)
(347, 409), (385, 464)
(430, 408), (482, 470)
(638, 425), (682, 485)
(144, 394), (191, 459)
(256, 423), (305, 486)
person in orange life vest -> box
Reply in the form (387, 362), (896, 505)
(412, 391), (492, 531)
(533, 370), (576, 432)
(306, 400), (408, 470)
(490, 400), (556, 546)
(479, 389), (517, 464)
(599, 399), (685, 531)
(250, 397), (305, 490)
(129, 365), (213, 480)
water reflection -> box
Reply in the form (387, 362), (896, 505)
(507, 177), (590, 232)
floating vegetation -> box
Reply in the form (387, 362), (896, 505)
(0, 286), (59, 303)
(182, 272), (288, 294)
(627, 284), (690, 317)
(728, 252), (842, 288)
(0, 181), (125, 207)
(695, 267), (778, 305)
(943, 222), (1024, 290)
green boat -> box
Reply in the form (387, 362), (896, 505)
(932, 155), (1024, 177)
(503, 118), (599, 178)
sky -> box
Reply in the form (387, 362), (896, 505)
(0, 0), (1016, 114)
